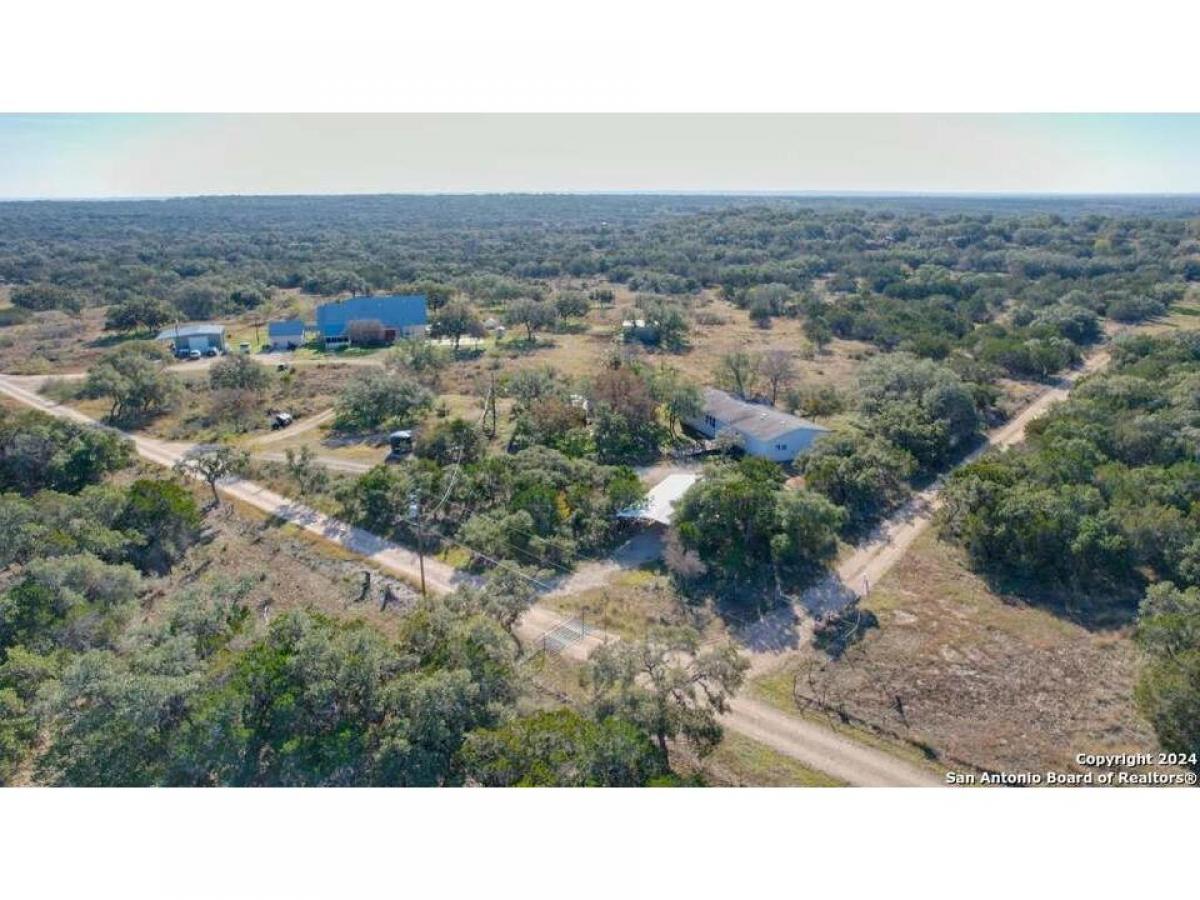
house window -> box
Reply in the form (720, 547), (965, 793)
(776, 443), (788, 451)
(705, 415), (717, 428)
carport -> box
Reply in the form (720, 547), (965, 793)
(617, 472), (699, 526)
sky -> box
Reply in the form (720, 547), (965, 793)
(1, 114), (1199, 199)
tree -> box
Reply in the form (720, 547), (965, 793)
(414, 417), (486, 466)
(333, 369), (434, 432)
(743, 283), (793, 318)
(802, 428), (916, 531)
(1134, 582), (1200, 771)
(84, 342), (181, 426)
(803, 316), (833, 353)
(636, 297), (690, 351)
(857, 353), (981, 469)
(509, 395), (589, 455)
(674, 459), (844, 583)
(0, 647), (55, 782)
(104, 296), (175, 333)
(459, 709), (663, 786)
(716, 350), (761, 399)
(209, 354), (270, 392)
(172, 281), (230, 319)
(174, 445), (249, 507)
(38, 648), (200, 786)
(430, 300), (486, 350)
(446, 566), (539, 650)
(554, 290), (591, 319)
(283, 445), (330, 497)
(749, 296), (773, 328)
(345, 318), (386, 346)
(504, 298), (558, 342)
(504, 366), (565, 407)
(0, 485), (134, 570)
(651, 366), (703, 438)
(116, 479), (202, 574)
(0, 553), (141, 655)
(590, 364), (662, 463)
(770, 489), (847, 575)
(0, 409), (132, 495)
(663, 529), (708, 581)
(758, 349), (796, 405)
(586, 626), (748, 765)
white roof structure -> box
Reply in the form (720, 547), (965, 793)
(617, 473), (699, 526)
(699, 388), (827, 443)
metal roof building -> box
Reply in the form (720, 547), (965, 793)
(155, 323), (226, 351)
(267, 319), (306, 349)
(314, 294), (428, 341)
(156, 323), (226, 341)
(268, 319), (305, 338)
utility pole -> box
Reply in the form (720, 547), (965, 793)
(410, 495), (427, 598)
(485, 373), (498, 439)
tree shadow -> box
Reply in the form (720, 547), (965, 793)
(979, 570), (1142, 630)
(812, 604), (880, 659)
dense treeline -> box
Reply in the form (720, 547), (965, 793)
(939, 332), (1200, 609)
(2, 196), (1197, 332)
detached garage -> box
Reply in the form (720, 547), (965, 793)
(156, 323), (226, 353)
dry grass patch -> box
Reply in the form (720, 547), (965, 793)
(683, 731), (844, 787)
(751, 530), (1157, 775)
(544, 569), (717, 641)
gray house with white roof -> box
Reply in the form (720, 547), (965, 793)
(685, 388), (828, 462)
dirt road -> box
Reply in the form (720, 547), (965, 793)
(249, 408), (337, 448)
(755, 350), (1115, 655)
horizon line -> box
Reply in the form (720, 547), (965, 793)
(5, 189), (1200, 203)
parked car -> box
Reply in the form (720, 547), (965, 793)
(239, 342), (251, 353)
(187, 349), (202, 360)
(270, 412), (294, 430)
(205, 347), (220, 357)
(386, 430), (413, 461)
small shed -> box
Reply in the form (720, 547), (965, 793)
(617, 473), (699, 526)
(267, 319), (306, 351)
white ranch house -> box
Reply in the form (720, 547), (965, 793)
(685, 388), (828, 462)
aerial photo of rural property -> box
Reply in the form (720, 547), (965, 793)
(1, 115), (1199, 790)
